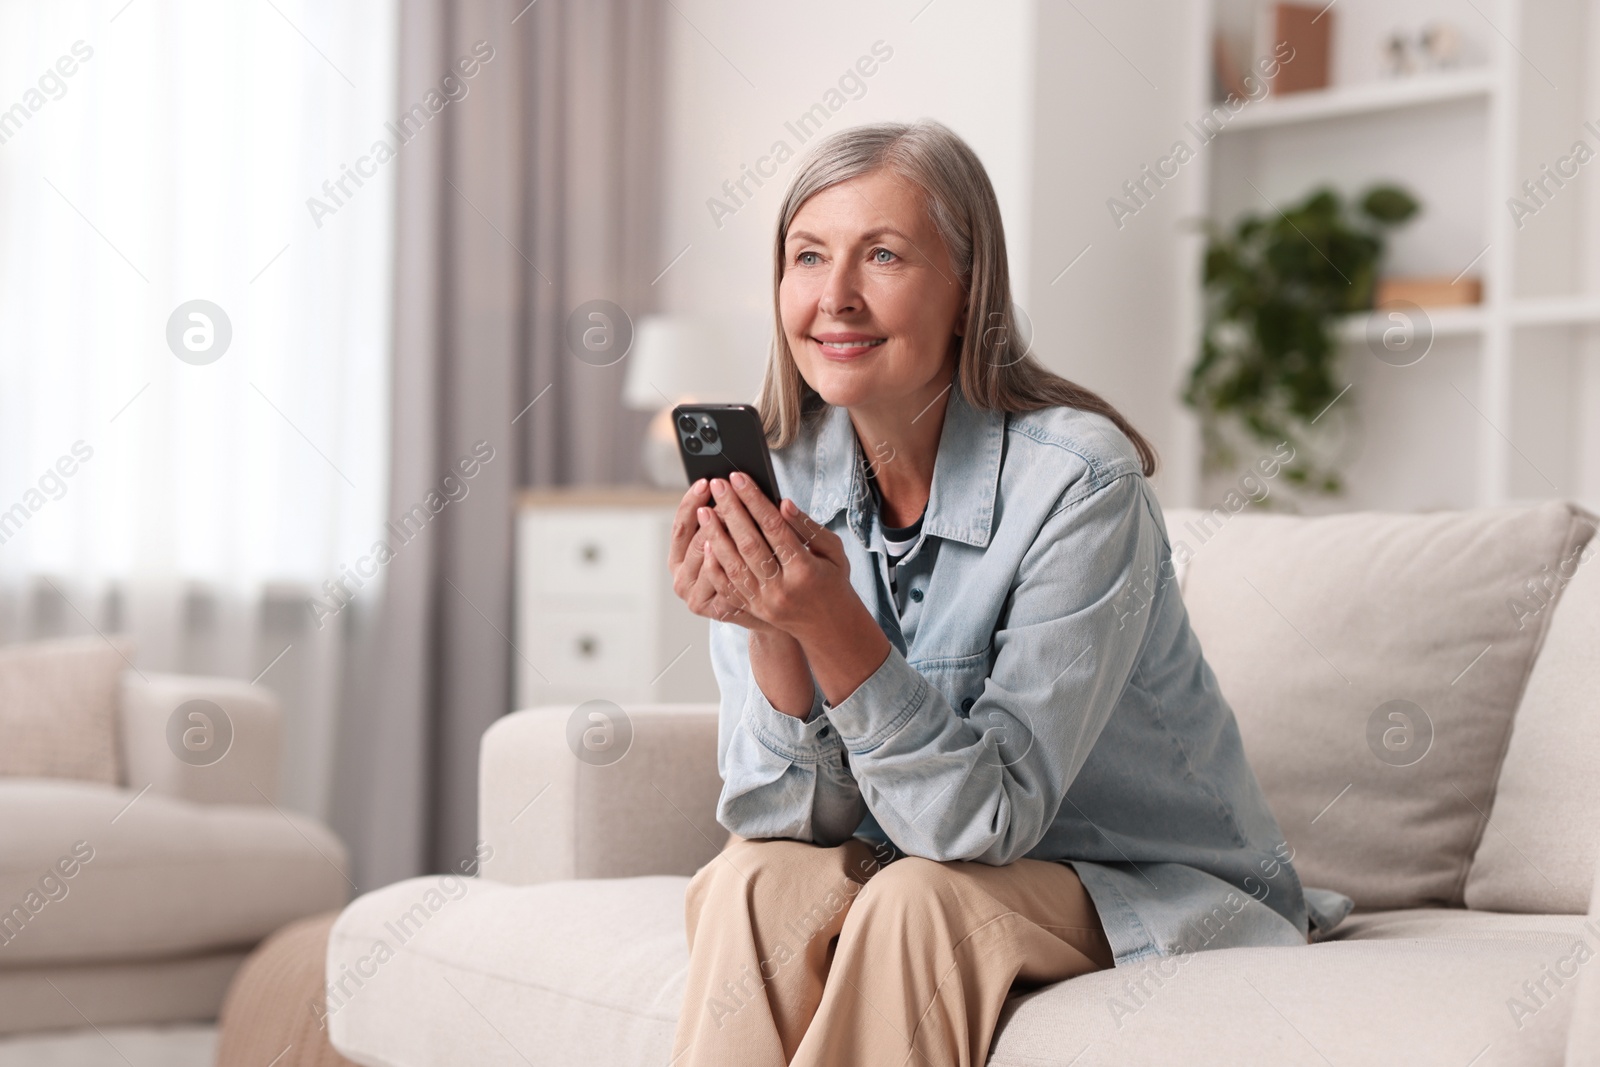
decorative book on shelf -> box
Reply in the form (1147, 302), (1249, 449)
(1265, 3), (1332, 95)
(1375, 276), (1483, 308)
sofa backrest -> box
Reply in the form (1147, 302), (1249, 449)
(1464, 525), (1600, 913)
(1165, 500), (1596, 912)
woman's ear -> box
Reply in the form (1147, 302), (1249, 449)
(954, 297), (969, 338)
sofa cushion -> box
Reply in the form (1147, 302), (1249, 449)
(990, 909), (1595, 1067)
(328, 875), (685, 1067)
(1177, 502), (1595, 910)
(0, 779), (349, 965)
(0, 635), (134, 784)
(328, 875), (1597, 1067)
(1467, 535), (1600, 914)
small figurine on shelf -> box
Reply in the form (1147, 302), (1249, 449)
(1382, 32), (1415, 77)
(1382, 21), (1466, 77)
(1419, 22), (1463, 69)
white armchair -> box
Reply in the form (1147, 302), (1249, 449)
(0, 670), (349, 1035)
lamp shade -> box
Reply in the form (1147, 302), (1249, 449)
(622, 313), (766, 410)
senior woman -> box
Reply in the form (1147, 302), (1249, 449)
(665, 120), (1347, 1067)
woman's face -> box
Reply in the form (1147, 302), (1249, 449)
(779, 168), (967, 416)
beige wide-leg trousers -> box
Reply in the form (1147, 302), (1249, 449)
(670, 834), (1114, 1067)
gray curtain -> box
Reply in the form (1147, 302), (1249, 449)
(330, 0), (664, 888)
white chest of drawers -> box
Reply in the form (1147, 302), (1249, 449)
(515, 489), (719, 712)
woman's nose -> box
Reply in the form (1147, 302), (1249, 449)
(818, 262), (863, 316)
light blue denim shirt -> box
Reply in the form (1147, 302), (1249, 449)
(708, 381), (1353, 965)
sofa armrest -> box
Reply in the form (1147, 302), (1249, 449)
(1567, 845), (1600, 1065)
(478, 703), (725, 886)
(118, 672), (283, 805)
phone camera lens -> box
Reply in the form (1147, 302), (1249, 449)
(677, 415), (696, 433)
(700, 426), (719, 444)
(684, 436), (703, 454)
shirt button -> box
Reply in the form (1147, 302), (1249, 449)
(910, 588), (924, 602)
(960, 697), (974, 713)
(818, 725), (830, 738)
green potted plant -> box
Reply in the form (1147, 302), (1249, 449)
(1184, 184), (1420, 495)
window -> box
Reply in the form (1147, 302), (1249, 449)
(0, 0), (396, 594)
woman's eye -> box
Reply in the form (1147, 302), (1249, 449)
(796, 251), (820, 266)
(872, 248), (895, 263)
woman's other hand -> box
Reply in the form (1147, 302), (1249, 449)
(668, 477), (781, 633)
(697, 472), (856, 641)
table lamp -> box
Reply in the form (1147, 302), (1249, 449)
(624, 313), (766, 487)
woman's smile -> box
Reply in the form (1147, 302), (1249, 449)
(812, 332), (887, 360)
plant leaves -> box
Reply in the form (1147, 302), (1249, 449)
(1188, 181), (1419, 493)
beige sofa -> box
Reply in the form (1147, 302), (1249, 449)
(328, 501), (1600, 1066)
(0, 669), (350, 1034)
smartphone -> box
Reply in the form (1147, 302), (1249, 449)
(673, 403), (782, 504)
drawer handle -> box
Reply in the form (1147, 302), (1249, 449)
(579, 542), (603, 565)
(575, 634), (600, 659)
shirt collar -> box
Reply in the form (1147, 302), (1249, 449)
(807, 380), (1005, 549)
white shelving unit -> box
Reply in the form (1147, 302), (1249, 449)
(1199, 0), (1600, 513)
(1222, 66), (1497, 131)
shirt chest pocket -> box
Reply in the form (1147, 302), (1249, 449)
(909, 647), (992, 719)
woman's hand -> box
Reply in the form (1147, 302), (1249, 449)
(696, 471), (857, 643)
(667, 478), (781, 634)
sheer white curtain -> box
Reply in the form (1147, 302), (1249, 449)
(0, 0), (396, 819)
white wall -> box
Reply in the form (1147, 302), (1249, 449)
(1023, 0), (1207, 505)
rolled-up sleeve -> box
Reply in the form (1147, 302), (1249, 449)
(709, 618), (867, 845)
(824, 471), (1159, 865)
